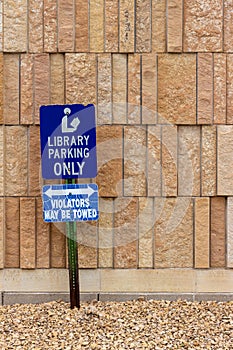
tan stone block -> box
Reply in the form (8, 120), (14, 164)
(227, 197), (233, 267)
(75, 0), (89, 52)
(128, 54), (141, 124)
(96, 125), (123, 197)
(184, 0), (223, 52)
(152, 0), (166, 52)
(58, 0), (75, 52)
(119, 0), (135, 52)
(97, 54), (112, 124)
(4, 197), (20, 268)
(50, 223), (66, 268)
(0, 198), (4, 268)
(211, 197), (226, 268)
(214, 54), (226, 124)
(36, 197), (50, 268)
(178, 126), (201, 196)
(77, 221), (97, 268)
(158, 54), (196, 124)
(29, 126), (41, 196)
(147, 125), (161, 196)
(0, 1), (3, 52)
(201, 126), (217, 196)
(114, 197), (138, 268)
(3, 54), (19, 124)
(217, 125), (233, 195)
(112, 54), (127, 123)
(0, 126), (4, 195)
(66, 53), (96, 105)
(138, 197), (153, 268)
(227, 54), (233, 124)
(224, 0), (233, 52)
(142, 54), (157, 124)
(105, 0), (119, 52)
(3, 0), (27, 52)
(5, 126), (28, 196)
(196, 270), (233, 293)
(167, 0), (182, 52)
(34, 54), (50, 124)
(20, 198), (36, 269)
(20, 54), (34, 124)
(28, 0), (43, 53)
(197, 53), (213, 124)
(90, 0), (104, 52)
(162, 125), (177, 197)
(136, 0), (151, 52)
(44, 0), (57, 52)
(194, 197), (210, 269)
(50, 54), (65, 105)
(98, 198), (113, 268)
(155, 197), (193, 268)
(124, 126), (147, 196)
(0, 53), (3, 124)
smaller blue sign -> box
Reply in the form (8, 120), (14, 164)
(42, 183), (99, 222)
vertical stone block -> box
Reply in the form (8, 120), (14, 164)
(124, 126), (147, 196)
(224, 0), (233, 52)
(44, 0), (58, 52)
(211, 197), (226, 267)
(0, 126), (4, 195)
(152, 0), (166, 52)
(154, 198), (193, 268)
(142, 54), (157, 124)
(0, 198), (4, 268)
(227, 54), (233, 124)
(51, 223), (66, 268)
(162, 125), (177, 197)
(5, 126), (28, 196)
(194, 197), (210, 268)
(178, 126), (201, 196)
(147, 125), (161, 197)
(77, 221), (97, 268)
(214, 54), (226, 124)
(197, 54), (213, 124)
(28, 0), (43, 52)
(119, 0), (135, 52)
(36, 197), (50, 268)
(167, 0), (182, 52)
(201, 126), (216, 196)
(217, 126), (233, 195)
(58, 0), (75, 52)
(20, 198), (36, 269)
(66, 54), (96, 105)
(34, 54), (50, 124)
(128, 54), (141, 124)
(20, 54), (34, 124)
(0, 0), (3, 51)
(90, 0), (104, 52)
(184, 0), (223, 52)
(50, 54), (65, 105)
(4, 197), (20, 268)
(136, 0), (151, 52)
(98, 198), (113, 268)
(138, 197), (153, 268)
(158, 54), (196, 124)
(112, 54), (127, 123)
(105, 0), (119, 52)
(3, 54), (19, 124)
(0, 53), (3, 124)
(97, 54), (112, 124)
(3, 0), (27, 52)
(75, 0), (89, 52)
(29, 126), (41, 196)
(227, 197), (233, 267)
(114, 197), (138, 268)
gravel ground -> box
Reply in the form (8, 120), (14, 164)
(0, 299), (232, 349)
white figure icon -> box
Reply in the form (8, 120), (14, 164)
(62, 108), (80, 133)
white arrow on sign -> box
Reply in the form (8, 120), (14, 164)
(44, 185), (96, 198)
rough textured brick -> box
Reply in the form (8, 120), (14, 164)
(217, 126), (233, 195)
(77, 221), (97, 268)
(4, 197), (20, 268)
(29, 126), (41, 196)
(224, 0), (233, 52)
(178, 126), (201, 196)
(4, 0), (27, 52)
(50, 54), (65, 105)
(211, 197), (226, 268)
(98, 198), (114, 268)
(0, 0), (3, 51)
(227, 197), (233, 267)
(142, 54), (157, 124)
(34, 54), (50, 124)
(194, 197), (210, 268)
(114, 198), (138, 268)
(20, 54), (34, 124)
(152, 0), (166, 52)
(3, 54), (19, 124)
(184, 0), (223, 52)
(51, 223), (66, 268)
(36, 197), (50, 268)
(197, 53), (213, 124)
(0, 198), (4, 268)
(158, 54), (196, 124)
(214, 54), (226, 124)
(124, 126), (147, 196)
(0, 53), (3, 123)
(119, 0), (135, 52)
(167, 0), (182, 52)
(66, 54), (96, 105)
(136, 0), (151, 52)
(58, 0), (75, 52)
(97, 54), (112, 124)
(0, 126), (4, 195)
(154, 198), (193, 268)
(128, 54), (141, 124)
(90, 0), (104, 52)
(162, 125), (177, 197)
(96, 126), (123, 197)
(5, 126), (28, 196)
(201, 126), (217, 196)
(147, 125), (161, 196)
(44, 0), (57, 52)
(75, 0), (89, 52)
(105, 0), (119, 52)
(112, 54), (127, 123)
(138, 197), (153, 268)
(227, 54), (233, 124)
(28, 0), (43, 53)
(20, 198), (36, 269)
